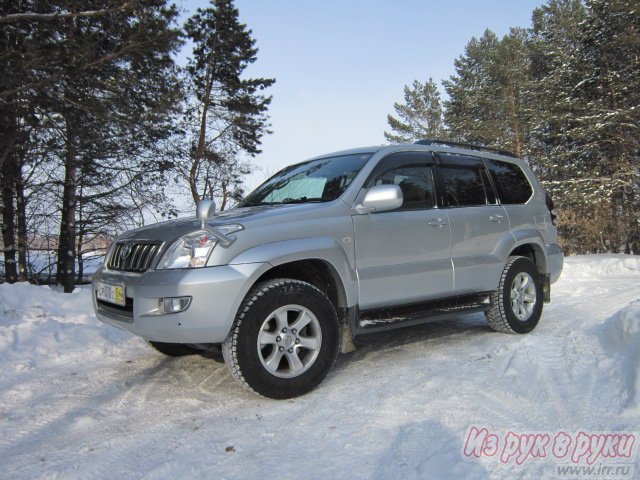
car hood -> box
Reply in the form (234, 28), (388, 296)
(116, 203), (334, 244)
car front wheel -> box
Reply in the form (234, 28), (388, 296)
(222, 278), (340, 399)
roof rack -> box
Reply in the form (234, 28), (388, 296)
(413, 139), (518, 158)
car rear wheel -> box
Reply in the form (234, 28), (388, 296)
(486, 256), (544, 334)
(222, 278), (340, 399)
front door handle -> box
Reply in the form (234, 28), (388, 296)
(427, 217), (447, 228)
(490, 214), (504, 223)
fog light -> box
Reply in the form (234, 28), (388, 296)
(162, 296), (191, 314)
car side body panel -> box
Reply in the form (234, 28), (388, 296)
(353, 208), (453, 309)
(447, 204), (511, 295)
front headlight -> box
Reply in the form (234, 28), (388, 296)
(159, 224), (243, 269)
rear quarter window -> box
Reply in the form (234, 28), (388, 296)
(485, 159), (533, 204)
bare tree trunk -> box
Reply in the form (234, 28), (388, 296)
(76, 181), (84, 284)
(507, 82), (522, 157)
(1, 153), (17, 283)
(190, 65), (214, 205)
(0, 128), (16, 173)
(604, 65), (639, 254)
(612, 191), (625, 253)
(621, 151), (639, 255)
(15, 164), (27, 281)
(0, 6), (18, 173)
(76, 245), (83, 284)
(220, 180), (228, 211)
(0, 54), (18, 282)
(57, 122), (77, 293)
(76, 229), (84, 285)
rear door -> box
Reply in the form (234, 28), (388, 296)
(434, 152), (509, 295)
(353, 151), (453, 309)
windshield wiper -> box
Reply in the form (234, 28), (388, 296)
(249, 197), (325, 206)
(278, 197), (325, 205)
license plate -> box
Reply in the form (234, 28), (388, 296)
(96, 282), (126, 307)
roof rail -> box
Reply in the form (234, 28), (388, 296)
(413, 139), (518, 158)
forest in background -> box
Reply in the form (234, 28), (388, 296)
(386, 0), (639, 256)
(1, 0), (639, 291)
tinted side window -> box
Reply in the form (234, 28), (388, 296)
(486, 159), (533, 204)
(373, 165), (436, 210)
(439, 166), (489, 207)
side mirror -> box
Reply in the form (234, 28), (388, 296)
(355, 184), (403, 214)
(196, 199), (216, 228)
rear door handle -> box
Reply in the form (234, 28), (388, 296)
(490, 214), (504, 223)
(427, 217), (447, 228)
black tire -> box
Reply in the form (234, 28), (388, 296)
(148, 341), (200, 357)
(222, 278), (340, 399)
(486, 256), (544, 334)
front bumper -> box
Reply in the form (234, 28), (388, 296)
(546, 242), (564, 284)
(92, 263), (268, 343)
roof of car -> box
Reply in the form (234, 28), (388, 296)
(306, 143), (522, 165)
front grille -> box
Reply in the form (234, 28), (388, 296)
(107, 242), (161, 272)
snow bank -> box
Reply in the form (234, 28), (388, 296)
(563, 253), (640, 278)
(599, 299), (640, 413)
(0, 282), (139, 367)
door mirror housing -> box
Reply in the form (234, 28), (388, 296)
(355, 184), (403, 214)
(196, 199), (216, 228)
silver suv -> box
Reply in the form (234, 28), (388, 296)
(93, 140), (563, 399)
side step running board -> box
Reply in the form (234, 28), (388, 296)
(356, 293), (493, 335)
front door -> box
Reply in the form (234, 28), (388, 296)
(353, 151), (453, 310)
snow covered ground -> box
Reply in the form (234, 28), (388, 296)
(1, 255), (640, 479)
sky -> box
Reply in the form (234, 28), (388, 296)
(178, 0), (545, 192)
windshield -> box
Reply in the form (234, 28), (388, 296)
(238, 153), (372, 207)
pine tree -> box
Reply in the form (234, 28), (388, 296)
(55, 1), (183, 292)
(443, 29), (532, 157)
(527, 0), (598, 252)
(567, 0), (640, 252)
(529, 0), (639, 253)
(0, 0), (36, 283)
(1, 0), (184, 291)
(384, 78), (445, 143)
(443, 30), (501, 147)
(183, 0), (274, 208)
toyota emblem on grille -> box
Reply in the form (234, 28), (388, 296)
(120, 244), (132, 259)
